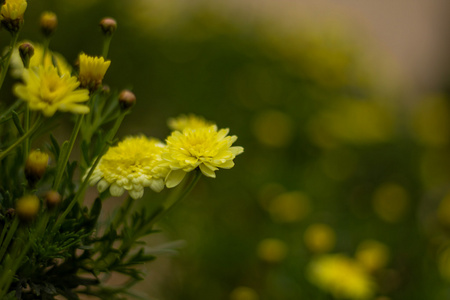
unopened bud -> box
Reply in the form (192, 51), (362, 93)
(6, 208), (15, 219)
(99, 17), (117, 36)
(25, 150), (49, 186)
(18, 42), (34, 69)
(45, 190), (61, 209)
(0, 0), (27, 33)
(118, 90), (136, 111)
(40, 11), (58, 37)
(16, 195), (40, 221)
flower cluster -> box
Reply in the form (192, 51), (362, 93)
(88, 114), (243, 199)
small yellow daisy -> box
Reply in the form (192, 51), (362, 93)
(167, 114), (215, 131)
(88, 136), (169, 199)
(0, 0), (27, 22)
(163, 125), (244, 188)
(13, 65), (89, 117)
(78, 53), (111, 90)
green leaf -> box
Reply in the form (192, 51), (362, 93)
(11, 111), (24, 135)
(49, 134), (60, 159)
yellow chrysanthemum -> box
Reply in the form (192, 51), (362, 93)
(78, 53), (111, 90)
(308, 254), (376, 300)
(163, 125), (244, 188)
(88, 136), (169, 199)
(167, 114), (215, 131)
(13, 65), (89, 117)
(11, 42), (72, 78)
(0, 0), (27, 21)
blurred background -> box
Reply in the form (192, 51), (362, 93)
(2, 0), (450, 299)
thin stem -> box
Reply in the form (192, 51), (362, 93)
(111, 196), (133, 229)
(0, 100), (22, 124)
(102, 36), (112, 59)
(42, 37), (50, 64)
(120, 170), (202, 252)
(0, 32), (19, 91)
(23, 105), (30, 161)
(52, 114), (84, 191)
(0, 115), (42, 161)
(0, 216), (19, 263)
(51, 112), (126, 233)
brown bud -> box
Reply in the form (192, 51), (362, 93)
(118, 90), (136, 111)
(99, 17), (117, 36)
(101, 85), (110, 94)
(18, 42), (34, 69)
(45, 191), (61, 209)
(40, 11), (58, 37)
(6, 208), (15, 219)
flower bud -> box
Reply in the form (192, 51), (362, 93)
(6, 208), (15, 219)
(18, 42), (34, 69)
(25, 150), (49, 185)
(0, 0), (27, 33)
(78, 53), (111, 92)
(16, 195), (40, 221)
(45, 190), (61, 209)
(99, 17), (117, 36)
(40, 11), (58, 37)
(101, 84), (110, 94)
(118, 90), (136, 111)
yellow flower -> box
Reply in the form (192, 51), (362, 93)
(11, 42), (72, 78)
(0, 0), (27, 21)
(25, 150), (49, 184)
(16, 195), (40, 221)
(355, 240), (389, 272)
(13, 65), (89, 117)
(88, 136), (169, 199)
(230, 287), (259, 300)
(304, 223), (336, 253)
(163, 125), (244, 188)
(308, 254), (376, 300)
(78, 53), (111, 90)
(256, 238), (288, 263)
(167, 114), (215, 131)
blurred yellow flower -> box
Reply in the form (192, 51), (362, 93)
(309, 99), (393, 147)
(355, 240), (389, 272)
(304, 223), (336, 253)
(372, 183), (409, 223)
(168, 114), (214, 131)
(437, 193), (450, 227)
(88, 136), (169, 199)
(78, 53), (111, 90)
(256, 238), (288, 263)
(25, 149), (49, 183)
(251, 110), (294, 148)
(163, 125), (243, 188)
(16, 195), (40, 221)
(308, 254), (376, 300)
(0, 0), (27, 22)
(11, 42), (72, 78)
(267, 191), (310, 223)
(410, 95), (450, 147)
(438, 246), (450, 282)
(13, 65), (89, 117)
(230, 286), (259, 300)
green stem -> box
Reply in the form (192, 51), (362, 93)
(102, 36), (112, 59)
(0, 100), (22, 124)
(42, 37), (50, 64)
(111, 196), (133, 229)
(53, 114), (84, 191)
(0, 220), (10, 251)
(0, 217), (19, 263)
(120, 170), (202, 251)
(51, 113), (126, 233)
(23, 105), (30, 161)
(0, 32), (19, 91)
(0, 115), (42, 161)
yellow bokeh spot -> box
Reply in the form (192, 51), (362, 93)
(309, 99), (394, 146)
(304, 223), (336, 253)
(230, 287), (259, 300)
(438, 246), (450, 282)
(308, 254), (376, 300)
(267, 191), (310, 223)
(410, 95), (450, 147)
(251, 110), (294, 148)
(256, 238), (288, 263)
(437, 192), (450, 227)
(372, 183), (409, 223)
(355, 240), (389, 272)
